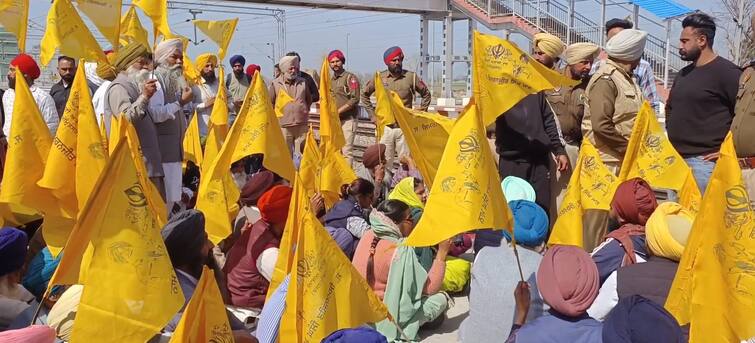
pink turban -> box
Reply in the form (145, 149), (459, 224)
(537, 245), (599, 317)
(0, 325), (56, 343)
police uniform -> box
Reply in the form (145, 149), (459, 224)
(331, 70), (361, 164)
(732, 59), (755, 204)
(545, 70), (589, 217)
(361, 69), (432, 168)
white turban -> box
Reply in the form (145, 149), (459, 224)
(84, 62), (105, 87)
(154, 38), (183, 65)
(605, 29), (648, 61)
(279, 55), (300, 72)
(564, 42), (600, 65)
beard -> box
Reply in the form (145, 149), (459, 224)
(202, 71), (216, 83)
(388, 64), (403, 74)
(679, 46), (701, 62)
(7, 75), (15, 89)
(61, 74), (74, 84)
(570, 65), (590, 81)
(156, 63), (188, 97)
(126, 65), (151, 90)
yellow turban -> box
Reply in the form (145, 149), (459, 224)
(195, 53), (218, 69)
(645, 202), (694, 261)
(564, 42), (600, 65)
(533, 33), (565, 59)
(95, 52), (120, 81)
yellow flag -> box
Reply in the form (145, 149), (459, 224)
(320, 141), (357, 208)
(548, 140), (618, 247)
(231, 73), (296, 181)
(99, 114), (109, 152)
(76, 0), (122, 49)
(124, 121), (168, 227)
(169, 266), (233, 343)
(38, 60), (108, 216)
(48, 140), (183, 342)
(319, 58), (346, 150)
(391, 92), (455, 188)
(40, 0), (108, 66)
(108, 114), (124, 155)
(279, 175), (389, 342)
(179, 37), (203, 87)
(202, 67), (230, 174)
(274, 89), (294, 118)
(133, 0), (171, 39)
(405, 102), (513, 247)
(0, 0), (28, 52)
(299, 127), (322, 196)
(666, 133), (755, 342)
(183, 111), (203, 167)
(0, 69), (58, 218)
(373, 72), (395, 141)
(193, 18), (238, 60)
(120, 5), (150, 51)
(618, 102), (702, 213)
(472, 30), (578, 125)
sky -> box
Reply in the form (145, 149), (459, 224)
(23, 0), (726, 84)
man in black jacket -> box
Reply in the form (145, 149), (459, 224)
(495, 93), (568, 218)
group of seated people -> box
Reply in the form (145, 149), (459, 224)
(0, 139), (694, 342)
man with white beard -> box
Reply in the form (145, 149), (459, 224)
(150, 39), (194, 214)
(104, 42), (165, 196)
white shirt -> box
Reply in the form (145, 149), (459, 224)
(92, 80), (112, 134)
(257, 247), (279, 282)
(191, 77), (233, 136)
(2, 86), (60, 137)
(147, 81), (180, 124)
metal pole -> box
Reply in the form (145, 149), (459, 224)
(468, 19), (476, 97)
(734, 0), (746, 65)
(346, 33), (350, 58)
(633, 5), (639, 29)
(567, 0), (574, 44)
(664, 20), (671, 88)
(536, 0), (541, 28)
(442, 13), (454, 99)
(189, 9), (202, 46)
(600, 0), (606, 46)
(420, 15), (430, 84)
(487, 0), (492, 16)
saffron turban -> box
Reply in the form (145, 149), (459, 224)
(533, 33), (565, 59)
(258, 185), (293, 225)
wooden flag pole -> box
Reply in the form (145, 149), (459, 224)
(510, 237), (526, 282)
(387, 313), (412, 342)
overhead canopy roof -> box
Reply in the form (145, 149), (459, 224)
(631, 0), (694, 20)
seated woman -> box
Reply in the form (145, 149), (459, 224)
(507, 245), (602, 343)
(323, 178), (374, 257)
(588, 202), (694, 320)
(352, 200), (450, 341)
(459, 199), (549, 342)
(224, 185), (293, 311)
(387, 177), (426, 209)
(591, 178), (658, 284)
(602, 295), (685, 343)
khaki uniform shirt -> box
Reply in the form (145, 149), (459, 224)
(732, 62), (755, 157)
(361, 70), (431, 113)
(582, 59), (643, 163)
(545, 69), (589, 144)
(331, 70), (360, 120)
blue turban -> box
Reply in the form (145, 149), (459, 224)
(322, 327), (388, 343)
(0, 227), (28, 277)
(503, 200), (549, 247)
(22, 247), (62, 296)
(602, 295), (684, 343)
(229, 55), (246, 66)
(501, 176), (536, 202)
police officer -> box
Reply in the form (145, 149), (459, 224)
(361, 46), (432, 168)
(731, 13), (755, 204)
(327, 50), (361, 166)
(547, 42), (600, 209)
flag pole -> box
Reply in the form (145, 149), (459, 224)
(510, 236), (526, 282)
(387, 313), (411, 342)
(30, 284), (51, 326)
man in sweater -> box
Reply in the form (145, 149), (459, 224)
(269, 55), (313, 155)
(667, 13), (741, 194)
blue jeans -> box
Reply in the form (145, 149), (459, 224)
(685, 156), (716, 195)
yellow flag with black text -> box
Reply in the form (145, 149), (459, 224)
(193, 18), (238, 60)
(0, 69), (58, 217)
(38, 61), (108, 217)
(231, 73), (296, 180)
(548, 140), (618, 247)
(374, 72), (395, 140)
(202, 67), (230, 174)
(279, 175), (389, 342)
(76, 0), (122, 49)
(133, 0), (171, 39)
(184, 111), (203, 167)
(274, 89), (294, 118)
(120, 5), (150, 51)
(665, 133), (755, 342)
(319, 58), (346, 150)
(391, 92), (454, 188)
(0, 0), (28, 52)
(472, 30), (578, 125)
(619, 102), (701, 213)
(40, 0), (108, 66)
(169, 266), (233, 343)
(405, 102), (513, 247)
(267, 176), (308, 301)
